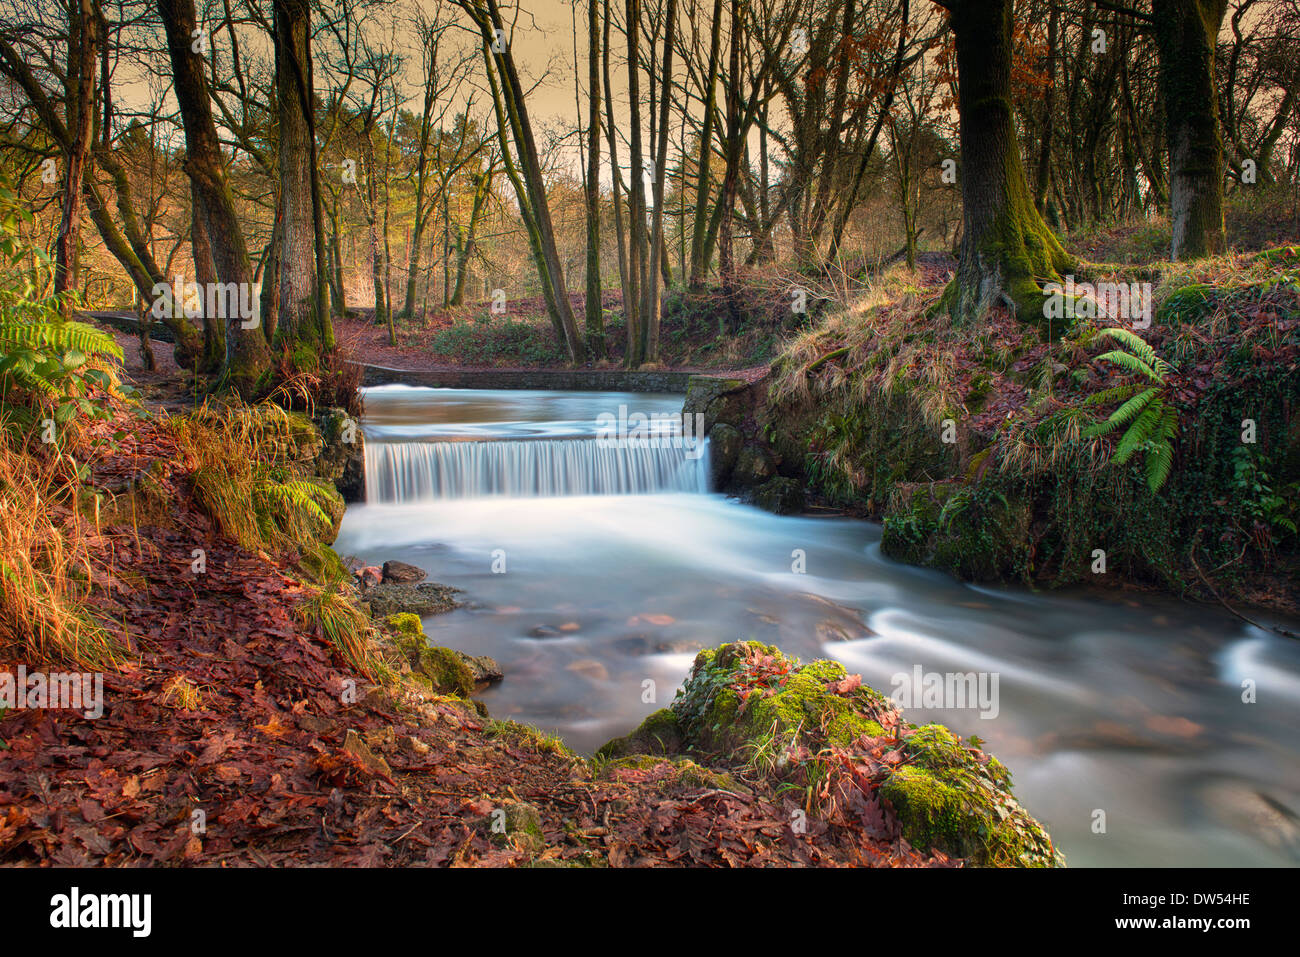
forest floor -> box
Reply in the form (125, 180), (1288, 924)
(0, 363), (953, 867)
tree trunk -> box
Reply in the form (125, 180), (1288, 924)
(935, 0), (1072, 329)
(53, 0), (97, 314)
(585, 0), (604, 359)
(688, 0), (723, 290)
(643, 0), (676, 363)
(158, 0), (270, 395)
(602, 0), (631, 339)
(624, 0), (646, 366)
(1153, 0), (1228, 260)
(717, 0), (741, 327)
(273, 0), (323, 366)
(470, 0), (587, 362)
(190, 179), (224, 372)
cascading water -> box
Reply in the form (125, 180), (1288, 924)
(364, 437), (709, 502)
(336, 385), (1300, 867)
(360, 385), (708, 503)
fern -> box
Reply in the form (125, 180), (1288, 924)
(0, 175), (124, 432)
(1083, 329), (1180, 492)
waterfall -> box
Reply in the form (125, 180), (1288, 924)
(364, 437), (711, 502)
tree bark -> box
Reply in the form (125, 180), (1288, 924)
(158, 0), (270, 394)
(688, 0), (723, 289)
(934, 0), (1072, 329)
(643, 0), (677, 363)
(53, 0), (98, 314)
(273, 0), (324, 364)
(1152, 0), (1228, 259)
(585, 0), (604, 359)
(624, 0), (646, 366)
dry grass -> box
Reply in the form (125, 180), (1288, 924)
(171, 400), (335, 554)
(0, 434), (123, 671)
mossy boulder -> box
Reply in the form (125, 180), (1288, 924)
(732, 444), (777, 487)
(595, 708), (684, 759)
(670, 642), (893, 755)
(879, 724), (1063, 867)
(607, 640), (1064, 868)
(753, 476), (805, 514)
(417, 647), (476, 698)
(382, 613), (481, 698)
(707, 423), (743, 487)
(488, 801), (545, 854)
(314, 407), (365, 502)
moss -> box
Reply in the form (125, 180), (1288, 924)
(670, 642), (892, 758)
(660, 641), (1063, 867)
(1156, 283), (1216, 324)
(487, 801), (545, 855)
(879, 723), (1063, 867)
(299, 542), (346, 585)
(595, 708), (683, 759)
(597, 755), (746, 793)
(418, 646), (475, 698)
(384, 612), (424, 637)
(881, 480), (1031, 582)
(485, 719), (577, 758)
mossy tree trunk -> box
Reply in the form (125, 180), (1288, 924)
(272, 0), (326, 369)
(158, 0), (270, 396)
(190, 179), (224, 373)
(934, 0), (1073, 329)
(1152, 0), (1228, 260)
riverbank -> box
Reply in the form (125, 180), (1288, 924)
(1, 383), (1060, 867)
(700, 246), (1300, 617)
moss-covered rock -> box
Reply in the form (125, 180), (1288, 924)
(670, 642), (892, 756)
(314, 407), (365, 503)
(753, 476), (805, 514)
(683, 375), (749, 433)
(878, 724), (1064, 867)
(733, 444), (777, 487)
(707, 423), (743, 487)
(487, 801), (545, 854)
(595, 708), (684, 759)
(417, 646), (476, 698)
(598, 640), (1064, 868)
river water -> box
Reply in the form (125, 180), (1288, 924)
(335, 385), (1300, 867)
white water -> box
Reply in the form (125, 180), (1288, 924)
(365, 438), (709, 501)
(336, 385), (1300, 867)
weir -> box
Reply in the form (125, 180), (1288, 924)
(363, 436), (711, 502)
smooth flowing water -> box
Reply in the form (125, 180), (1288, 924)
(336, 385), (1300, 867)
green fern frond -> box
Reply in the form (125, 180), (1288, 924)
(1094, 349), (1159, 381)
(1096, 327), (1158, 368)
(1083, 384), (1143, 407)
(1113, 402), (1162, 464)
(0, 318), (122, 361)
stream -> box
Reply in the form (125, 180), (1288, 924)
(334, 384), (1300, 867)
